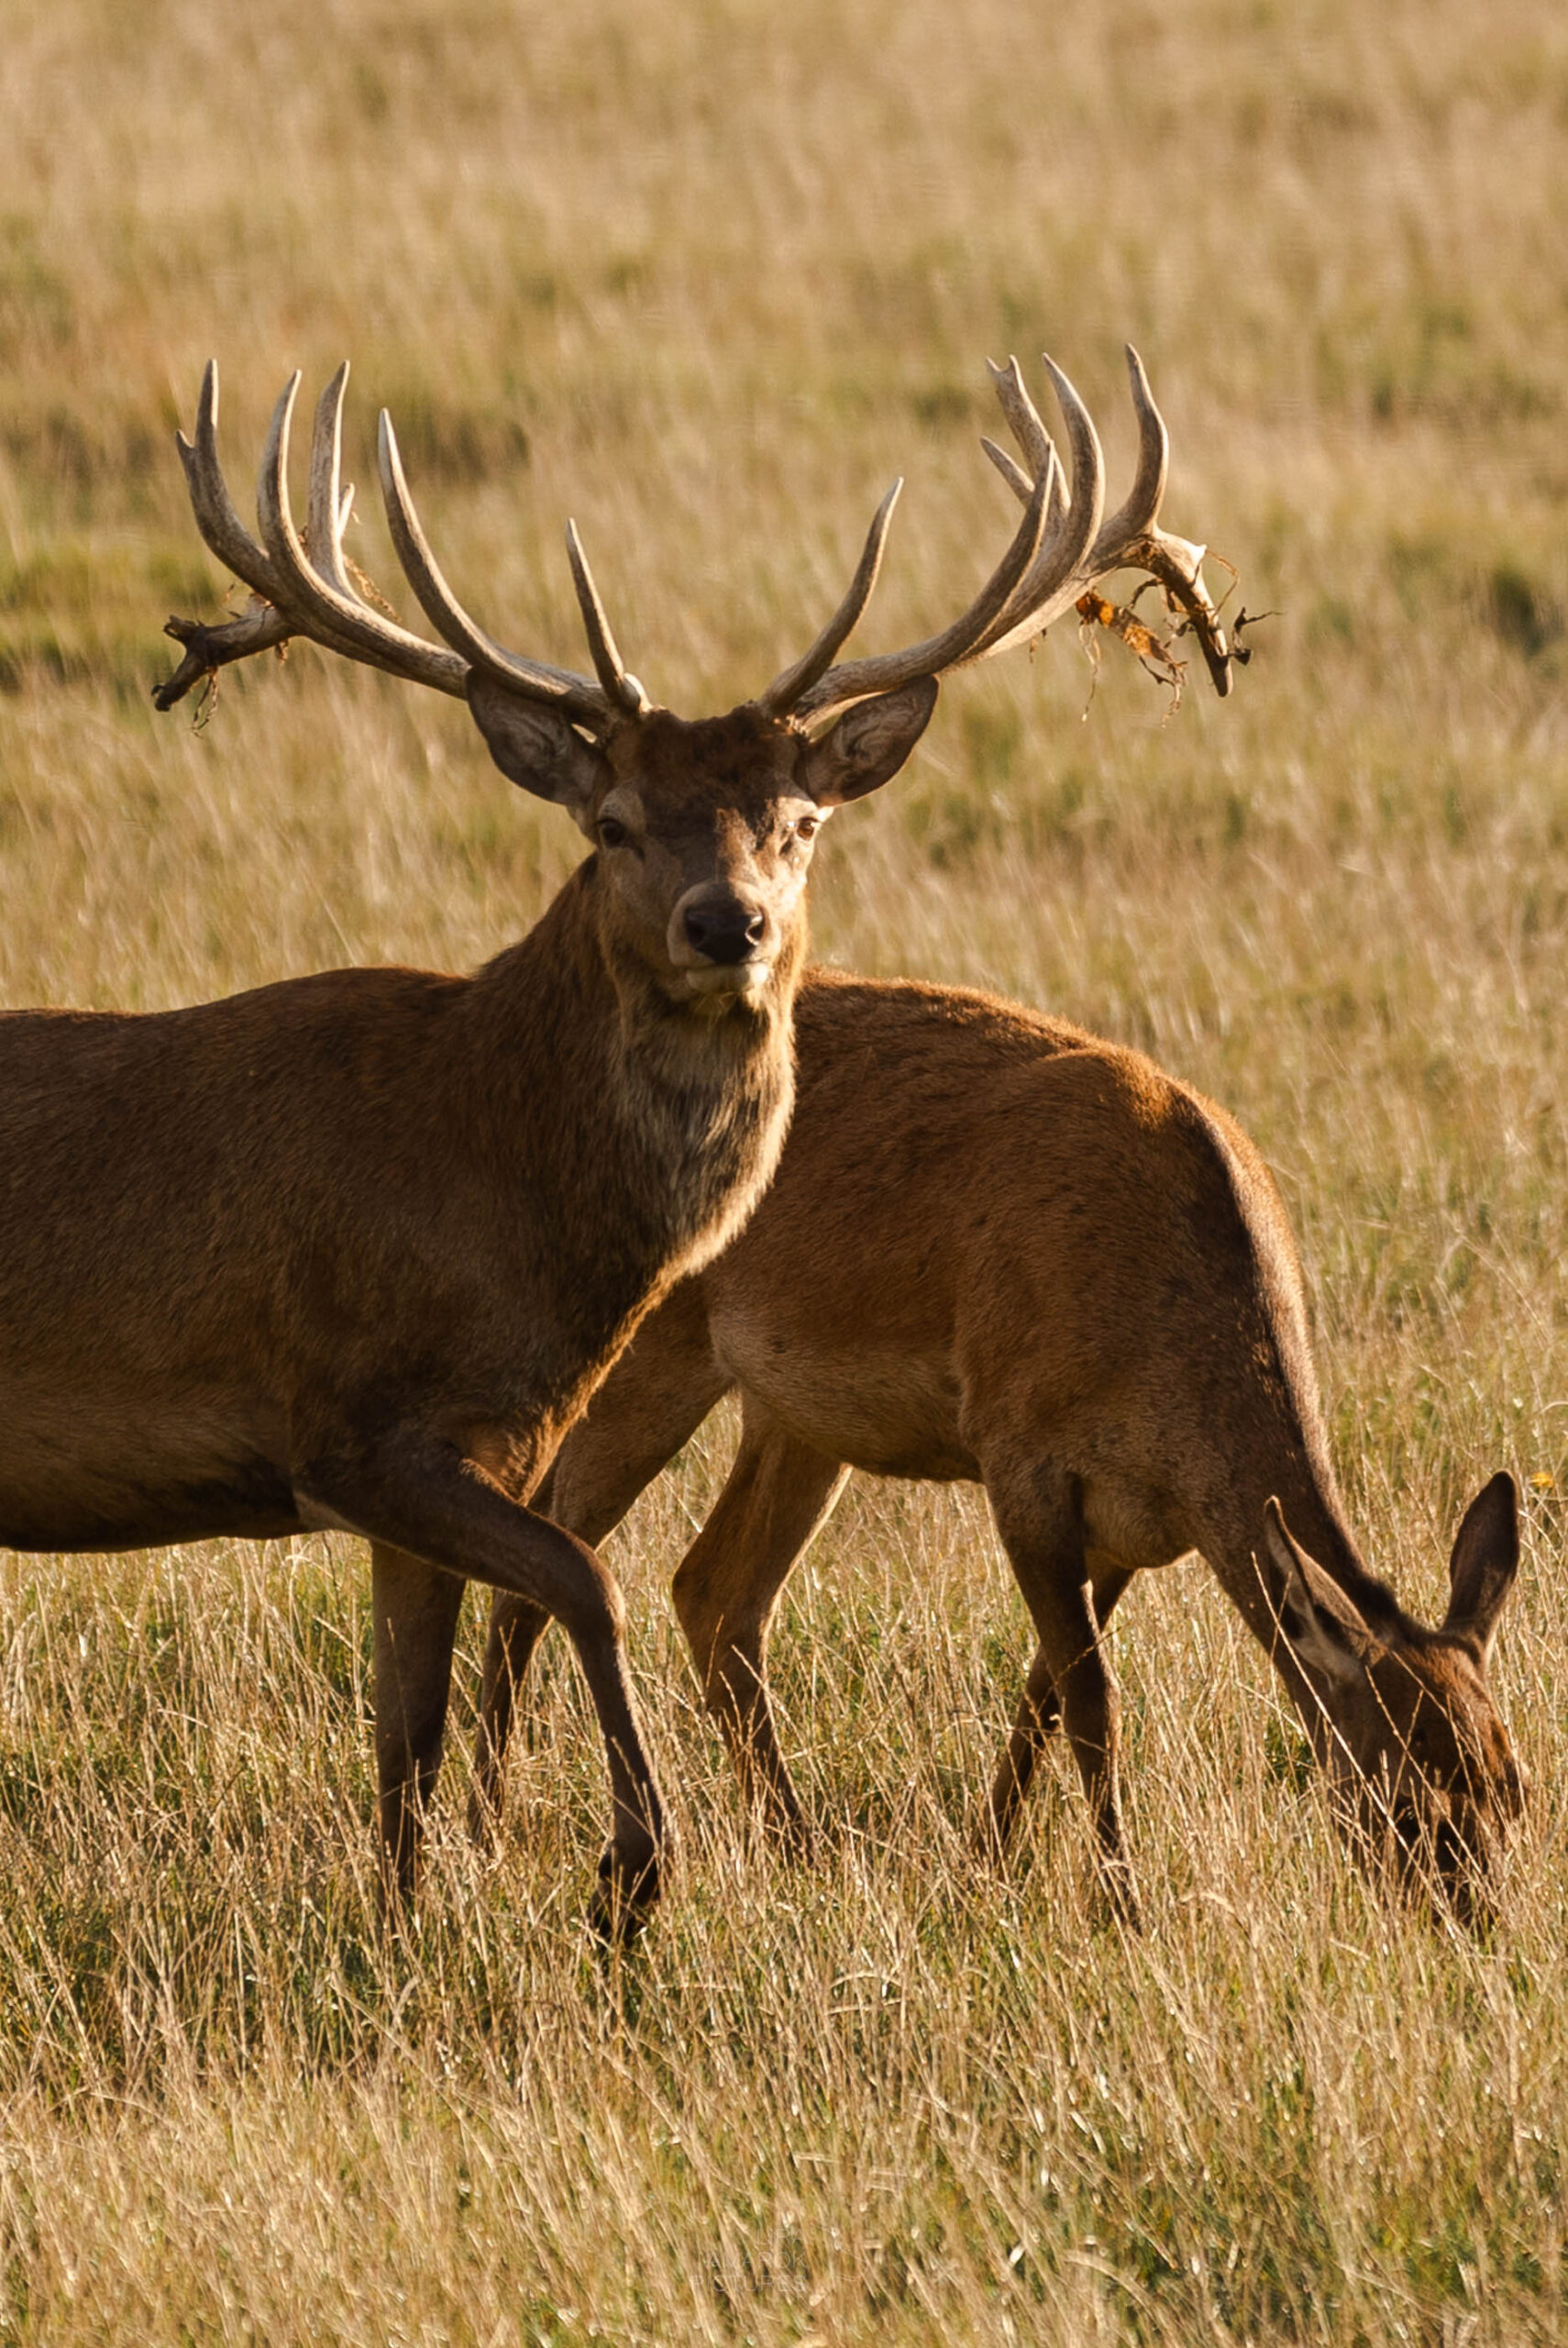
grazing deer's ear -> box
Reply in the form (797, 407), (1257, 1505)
(1442, 1471), (1519, 1659)
(1255, 1499), (1365, 1690)
(466, 674), (610, 829)
(802, 676), (939, 806)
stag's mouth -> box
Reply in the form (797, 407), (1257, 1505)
(682, 960), (775, 1002)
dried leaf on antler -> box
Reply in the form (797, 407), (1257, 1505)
(1075, 588), (1187, 719)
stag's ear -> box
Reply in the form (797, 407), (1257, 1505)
(1255, 1499), (1365, 1690)
(466, 674), (609, 830)
(1443, 1471), (1519, 1659)
(803, 676), (939, 806)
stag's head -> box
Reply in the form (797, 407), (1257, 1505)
(461, 683), (937, 1022)
(1258, 1474), (1526, 1930)
(156, 352), (1236, 1020)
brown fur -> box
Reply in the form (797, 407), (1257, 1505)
(475, 969), (1525, 1927)
(0, 687), (937, 1926)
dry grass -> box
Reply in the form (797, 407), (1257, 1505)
(1, 0), (1567, 2338)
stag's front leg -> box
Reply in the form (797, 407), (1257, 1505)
(985, 1462), (1140, 1924)
(297, 1430), (666, 1935)
(470, 1288), (730, 1849)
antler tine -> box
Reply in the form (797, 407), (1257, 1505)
(981, 434), (1036, 504)
(306, 363), (358, 600)
(153, 600), (296, 713)
(565, 525), (650, 717)
(1151, 539), (1232, 695)
(982, 437), (1073, 553)
(759, 479), (904, 718)
(378, 415), (613, 725)
(176, 360), (293, 609)
(986, 356), (1058, 488)
(791, 449), (1052, 723)
(1085, 345), (1168, 570)
(254, 375), (469, 697)
(963, 355), (1107, 662)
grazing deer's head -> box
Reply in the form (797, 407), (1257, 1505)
(155, 352), (1236, 1024)
(1258, 1474), (1526, 1927)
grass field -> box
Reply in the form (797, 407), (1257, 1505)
(1, 0), (1567, 2338)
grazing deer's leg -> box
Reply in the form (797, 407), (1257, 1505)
(299, 1434), (666, 1931)
(985, 1465), (1138, 1921)
(470, 1280), (730, 1844)
(671, 1412), (850, 1849)
(985, 1559), (1135, 1853)
(371, 1542), (468, 1899)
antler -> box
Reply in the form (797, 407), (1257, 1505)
(155, 363), (645, 727)
(763, 349), (1233, 723)
(975, 347), (1233, 698)
(157, 350), (1233, 725)
(759, 386), (1068, 723)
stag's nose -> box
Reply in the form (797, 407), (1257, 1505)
(682, 902), (767, 966)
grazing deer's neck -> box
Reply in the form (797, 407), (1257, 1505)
(466, 858), (798, 1359)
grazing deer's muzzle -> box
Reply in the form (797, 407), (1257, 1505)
(1364, 1781), (1498, 1934)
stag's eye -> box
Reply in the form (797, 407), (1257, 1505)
(597, 816), (630, 850)
(790, 815), (822, 847)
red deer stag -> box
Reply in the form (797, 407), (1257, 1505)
(474, 975), (1526, 1930)
(0, 349), (1231, 1930)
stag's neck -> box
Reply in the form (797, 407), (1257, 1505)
(467, 858), (797, 1352)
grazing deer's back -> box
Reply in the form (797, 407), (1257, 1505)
(700, 971), (1336, 1505)
(725, 967), (1289, 1338)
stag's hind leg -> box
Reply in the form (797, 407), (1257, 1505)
(371, 1541), (468, 1900)
(671, 1405), (849, 1848)
(301, 1432), (667, 1933)
(983, 1458), (1139, 1921)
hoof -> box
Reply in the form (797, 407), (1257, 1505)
(1090, 1863), (1143, 1933)
(765, 1812), (814, 1866)
(970, 1815), (1012, 1870)
(589, 1842), (662, 1944)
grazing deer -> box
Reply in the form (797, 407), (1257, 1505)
(474, 973), (1526, 1929)
(0, 349), (1232, 1928)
